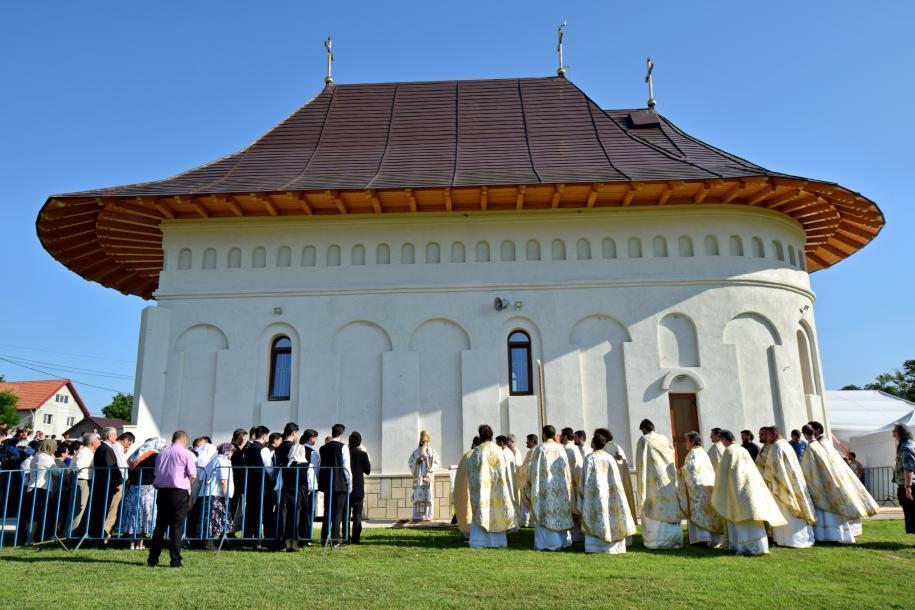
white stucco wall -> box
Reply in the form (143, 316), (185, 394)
(132, 205), (828, 473)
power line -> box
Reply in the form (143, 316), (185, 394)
(0, 342), (135, 364)
(0, 356), (132, 395)
(0, 354), (134, 380)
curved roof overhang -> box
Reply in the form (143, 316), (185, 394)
(37, 176), (882, 299)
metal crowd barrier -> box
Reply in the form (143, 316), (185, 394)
(863, 466), (898, 506)
(0, 465), (352, 550)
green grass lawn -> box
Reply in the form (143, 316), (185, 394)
(1, 521), (913, 608)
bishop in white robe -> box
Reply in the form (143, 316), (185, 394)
(408, 430), (440, 521)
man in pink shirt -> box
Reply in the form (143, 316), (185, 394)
(148, 430), (196, 568)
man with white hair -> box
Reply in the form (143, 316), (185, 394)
(69, 432), (99, 536)
(87, 427), (123, 540)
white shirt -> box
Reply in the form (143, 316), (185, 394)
(29, 453), (56, 491)
(203, 454), (233, 498)
(261, 447), (274, 478)
(71, 447), (94, 480)
(112, 442), (129, 469)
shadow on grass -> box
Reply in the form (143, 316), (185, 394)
(0, 554), (139, 566)
(854, 541), (912, 552)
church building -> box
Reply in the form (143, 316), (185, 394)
(37, 70), (883, 502)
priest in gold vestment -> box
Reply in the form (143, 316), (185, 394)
(635, 419), (683, 549)
(707, 428), (725, 472)
(468, 425), (518, 548)
(760, 427), (815, 548)
(677, 432), (724, 547)
(517, 434), (537, 527)
(452, 437), (480, 539)
(526, 425), (573, 550)
(711, 429), (786, 555)
(605, 431), (637, 524)
(561, 427), (585, 542)
(801, 421), (878, 544)
(579, 428), (636, 554)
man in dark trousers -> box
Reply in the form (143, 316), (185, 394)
(229, 428), (248, 534)
(148, 430), (195, 568)
(318, 423), (351, 547)
(347, 431), (371, 544)
(243, 426), (271, 547)
(274, 422), (299, 551)
(87, 426), (124, 540)
(297, 429), (321, 545)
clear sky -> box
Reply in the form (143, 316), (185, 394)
(1, 1), (912, 413)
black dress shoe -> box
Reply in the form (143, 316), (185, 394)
(170, 562), (182, 568)
(147, 561), (158, 568)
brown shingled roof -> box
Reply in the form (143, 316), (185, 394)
(37, 75), (884, 299)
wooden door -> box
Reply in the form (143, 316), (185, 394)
(669, 393), (699, 467)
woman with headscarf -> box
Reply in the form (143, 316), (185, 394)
(408, 430), (440, 521)
(123, 437), (165, 550)
(200, 442), (235, 548)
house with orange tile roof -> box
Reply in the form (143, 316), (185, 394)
(0, 379), (90, 437)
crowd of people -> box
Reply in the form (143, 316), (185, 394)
(1, 416), (914, 566)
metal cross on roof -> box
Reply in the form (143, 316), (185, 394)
(556, 19), (567, 77)
(646, 57), (656, 109)
(324, 36), (334, 85)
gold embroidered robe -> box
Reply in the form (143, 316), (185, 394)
(606, 441), (637, 523)
(801, 437), (879, 520)
(711, 444), (786, 526)
(468, 441), (517, 533)
(762, 438), (816, 524)
(579, 449), (637, 543)
(677, 446), (724, 534)
(526, 439), (573, 531)
(635, 431), (682, 523)
(707, 441), (725, 471)
(452, 449), (473, 536)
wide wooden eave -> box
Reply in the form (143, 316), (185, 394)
(37, 174), (884, 300)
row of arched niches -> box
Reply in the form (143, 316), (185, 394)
(170, 234), (807, 272)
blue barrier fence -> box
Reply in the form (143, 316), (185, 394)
(0, 465), (352, 550)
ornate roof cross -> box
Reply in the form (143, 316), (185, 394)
(324, 36), (334, 85)
(645, 57), (656, 109)
(556, 19), (567, 77)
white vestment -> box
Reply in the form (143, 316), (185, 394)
(408, 445), (440, 521)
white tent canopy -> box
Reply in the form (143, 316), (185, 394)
(827, 390), (915, 467)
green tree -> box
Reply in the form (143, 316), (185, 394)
(864, 359), (915, 403)
(841, 384), (863, 390)
(102, 392), (133, 421)
(0, 389), (20, 426)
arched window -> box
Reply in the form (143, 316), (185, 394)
(704, 235), (719, 256)
(202, 248), (217, 269)
(628, 237), (642, 258)
(551, 239), (566, 261)
(526, 239), (541, 261)
(228, 247), (242, 268)
(425, 242), (440, 264)
(501, 240), (516, 262)
(788, 245), (797, 266)
(327, 245), (341, 266)
(652, 236), (668, 258)
(751, 237), (765, 258)
(773, 240), (785, 261)
(301, 246), (316, 267)
(678, 236), (694, 257)
(376, 243), (390, 265)
(177, 248), (192, 270)
(729, 235), (744, 256)
(602, 238), (617, 259)
(351, 244), (366, 265)
(508, 331), (533, 396)
(577, 238), (591, 260)
(268, 336), (292, 401)
(475, 241), (490, 262)
(451, 242), (466, 263)
(401, 243), (415, 264)
(277, 246), (291, 267)
(252, 247), (267, 268)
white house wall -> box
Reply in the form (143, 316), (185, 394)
(133, 205), (825, 473)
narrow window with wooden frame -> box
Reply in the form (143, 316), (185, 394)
(508, 330), (533, 396)
(268, 336), (292, 401)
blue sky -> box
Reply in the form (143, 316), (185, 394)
(1, 1), (912, 413)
